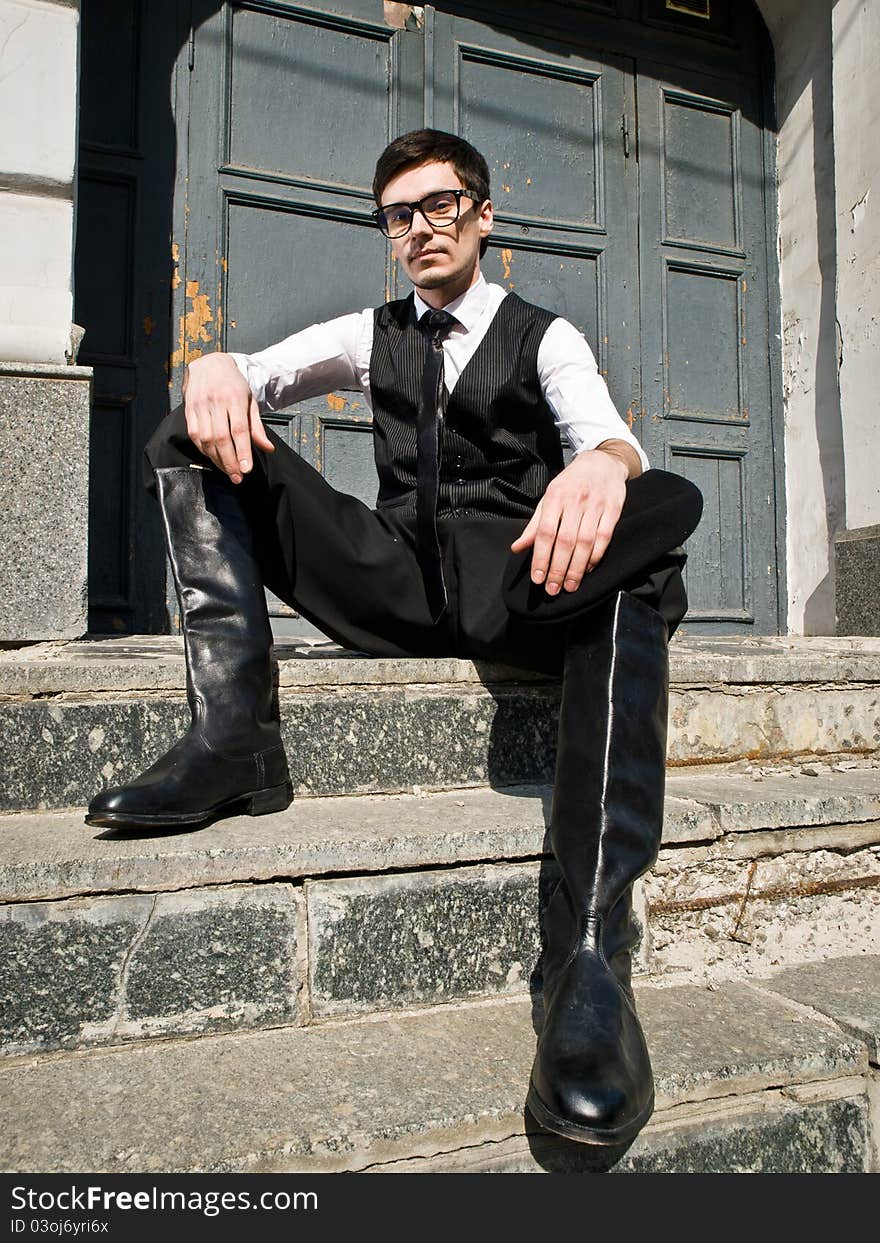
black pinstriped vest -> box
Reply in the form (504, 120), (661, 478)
(370, 291), (564, 520)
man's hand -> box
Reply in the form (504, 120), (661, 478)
(510, 441), (640, 595)
(183, 353), (275, 484)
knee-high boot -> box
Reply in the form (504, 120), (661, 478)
(86, 466), (292, 829)
(527, 590), (669, 1145)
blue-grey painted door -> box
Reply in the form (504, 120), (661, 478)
(635, 60), (780, 633)
(75, 0), (184, 634)
(179, 0), (424, 632)
(175, 0), (782, 636)
(430, 8), (640, 463)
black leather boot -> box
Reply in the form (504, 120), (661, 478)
(86, 466), (292, 829)
(526, 590), (669, 1145)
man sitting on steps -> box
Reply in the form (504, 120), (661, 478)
(86, 129), (702, 1150)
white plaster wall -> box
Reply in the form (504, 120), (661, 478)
(0, 194), (75, 363)
(0, 0), (78, 183)
(755, 0), (843, 635)
(832, 0), (880, 532)
(0, 0), (79, 365)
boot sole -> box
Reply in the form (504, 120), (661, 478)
(84, 782), (294, 830)
(526, 1080), (655, 1147)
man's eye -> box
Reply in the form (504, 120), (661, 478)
(385, 207), (410, 225)
(427, 194), (456, 212)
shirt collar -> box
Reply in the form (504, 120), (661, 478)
(412, 273), (489, 333)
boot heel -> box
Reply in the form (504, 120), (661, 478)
(247, 782), (293, 816)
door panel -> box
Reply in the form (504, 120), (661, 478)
(226, 6), (393, 188)
(432, 10), (640, 430)
(224, 202), (386, 351)
(75, 0), (182, 634)
(182, 0), (421, 632)
(637, 63), (778, 631)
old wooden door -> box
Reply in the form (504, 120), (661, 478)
(81, 0), (780, 634)
(75, 0), (184, 634)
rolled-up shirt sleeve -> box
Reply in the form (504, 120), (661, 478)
(538, 317), (650, 471)
(228, 309), (373, 413)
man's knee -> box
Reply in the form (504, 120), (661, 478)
(142, 403), (198, 494)
(144, 403), (190, 467)
(626, 563), (688, 638)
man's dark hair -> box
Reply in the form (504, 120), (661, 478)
(373, 129), (491, 258)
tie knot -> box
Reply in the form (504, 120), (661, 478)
(422, 308), (457, 340)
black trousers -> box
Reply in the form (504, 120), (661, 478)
(144, 407), (687, 673)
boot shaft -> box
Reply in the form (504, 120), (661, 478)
(550, 591), (669, 915)
(154, 466), (280, 755)
(541, 591), (669, 998)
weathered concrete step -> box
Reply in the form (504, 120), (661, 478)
(1, 770), (878, 1057)
(5, 633), (880, 696)
(1, 957), (876, 1173)
(4, 767), (880, 903)
(2, 636), (879, 812)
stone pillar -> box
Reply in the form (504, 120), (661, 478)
(757, 0), (843, 636)
(0, 363), (91, 641)
(831, 0), (880, 635)
(0, 0), (90, 641)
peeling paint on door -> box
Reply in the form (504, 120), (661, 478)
(169, 280), (214, 370)
(383, 3), (423, 29)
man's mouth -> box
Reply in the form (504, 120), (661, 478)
(411, 248), (443, 261)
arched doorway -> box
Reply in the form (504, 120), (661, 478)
(76, 0), (782, 635)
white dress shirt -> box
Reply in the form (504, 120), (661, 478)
(230, 275), (649, 470)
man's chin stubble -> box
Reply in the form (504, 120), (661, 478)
(410, 270), (456, 290)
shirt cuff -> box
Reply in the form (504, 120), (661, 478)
(574, 437), (650, 473)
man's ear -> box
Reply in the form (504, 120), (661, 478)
(478, 197), (494, 240)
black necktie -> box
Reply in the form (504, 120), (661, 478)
(417, 308), (457, 621)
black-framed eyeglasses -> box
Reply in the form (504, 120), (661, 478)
(372, 189), (482, 239)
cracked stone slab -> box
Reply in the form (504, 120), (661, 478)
(3, 769), (880, 904)
(305, 860), (644, 1016)
(0, 884), (301, 1055)
(642, 980), (866, 1109)
(0, 785), (555, 904)
(371, 1093), (870, 1173)
(0, 973), (866, 1173)
(0, 894), (147, 1053)
(307, 862), (650, 1017)
(308, 863), (549, 1016)
(662, 769), (880, 841)
(756, 955), (880, 1063)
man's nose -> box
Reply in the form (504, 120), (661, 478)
(409, 209), (434, 240)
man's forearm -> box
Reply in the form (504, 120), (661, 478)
(595, 439), (643, 480)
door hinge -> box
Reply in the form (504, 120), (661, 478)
(621, 113), (630, 159)
(188, 25), (195, 71)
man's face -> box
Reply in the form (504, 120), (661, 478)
(380, 159), (493, 294)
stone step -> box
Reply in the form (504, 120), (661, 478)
(2, 767), (878, 1056)
(1, 635), (879, 812)
(1, 956), (876, 1173)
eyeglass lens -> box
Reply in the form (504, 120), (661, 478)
(379, 191), (463, 238)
